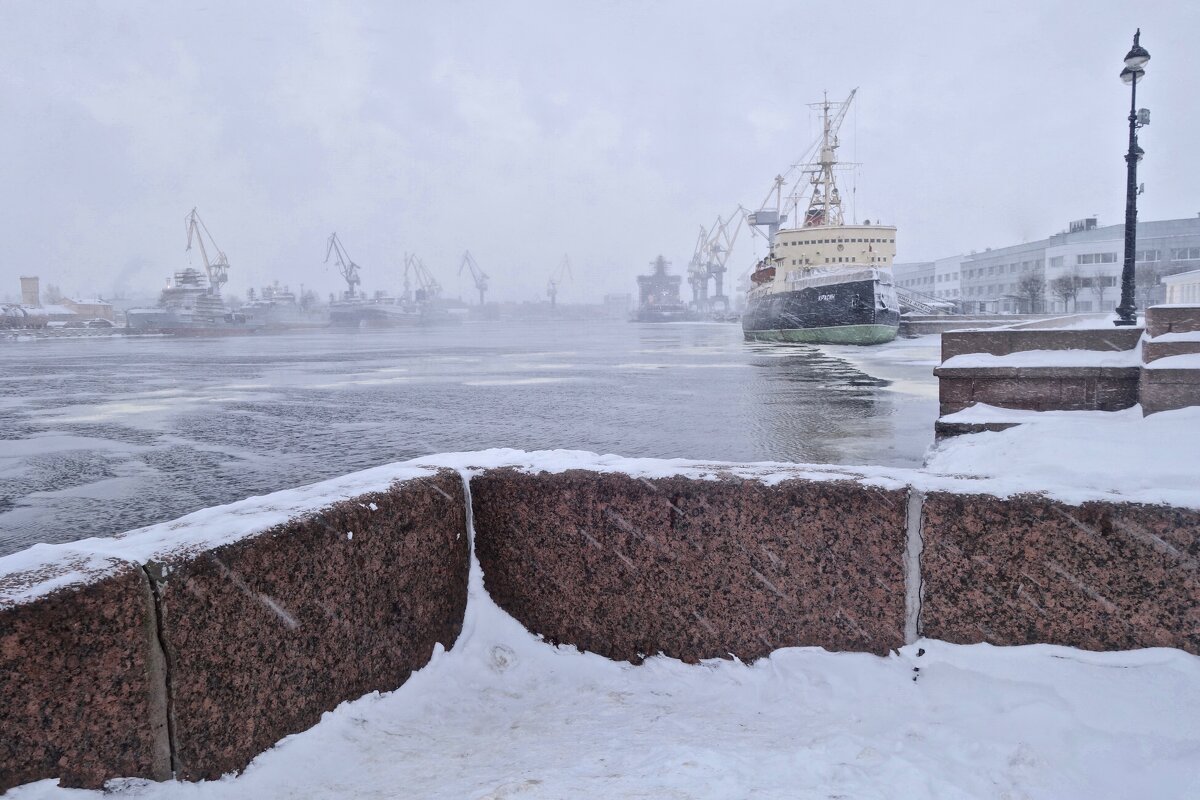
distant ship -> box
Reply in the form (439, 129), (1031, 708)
(741, 91), (899, 345)
(125, 209), (259, 336)
(632, 255), (700, 322)
(242, 282), (329, 330)
(325, 236), (459, 328)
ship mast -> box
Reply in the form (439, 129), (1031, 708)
(802, 88), (856, 228)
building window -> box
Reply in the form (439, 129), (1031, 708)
(1077, 253), (1117, 265)
(1171, 247), (1200, 261)
(1136, 250), (1159, 262)
(1050, 256), (1064, 267)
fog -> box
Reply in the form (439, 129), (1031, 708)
(1, 0), (1197, 304)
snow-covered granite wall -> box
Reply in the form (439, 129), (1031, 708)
(472, 468), (909, 660)
(2, 448), (1198, 792)
(0, 467), (469, 791)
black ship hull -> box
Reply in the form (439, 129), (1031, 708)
(741, 277), (899, 345)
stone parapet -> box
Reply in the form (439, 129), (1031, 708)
(920, 492), (1200, 654)
(0, 468), (469, 792)
(471, 468), (909, 661)
(3, 455), (1199, 793)
(0, 560), (170, 790)
(941, 327), (1143, 361)
(934, 365), (1139, 415)
(147, 472), (469, 781)
(1146, 305), (1200, 337)
(1142, 338), (1200, 363)
(1140, 365), (1200, 416)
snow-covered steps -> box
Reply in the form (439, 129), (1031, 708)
(1141, 305), (1200, 414)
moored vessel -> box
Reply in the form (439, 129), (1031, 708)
(741, 90), (899, 345)
(125, 209), (259, 336)
(632, 255), (699, 322)
(243, 282), (329, 330)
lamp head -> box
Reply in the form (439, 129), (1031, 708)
(1120, 66), (1146, 85)
(1124, 29), (1150, 70)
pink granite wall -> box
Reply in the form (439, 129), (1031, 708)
(470, 468), (910, 661)
(0, 560), (170, 791)
(920, 492), (1200, 654)
(4, 463), (1199, 793)
(0, 469), (470, 791)
(148, 470), (469, 780)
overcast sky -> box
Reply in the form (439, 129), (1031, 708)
(1, 1), (1197, 304)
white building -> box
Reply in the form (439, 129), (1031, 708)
(1163, 269), (1200, 305)
(952, 215), (1200, 314)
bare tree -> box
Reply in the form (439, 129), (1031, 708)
(1134, 261), (1162, 309)
(1089, 270), (1113, 311)
(43, 283), (64, 304)
(1049, 269), (1081, 312)
(1015, 271), (1045, 313)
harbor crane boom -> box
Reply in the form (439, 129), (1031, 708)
(546, 255), (573, 310)
(458, 251), (489, 306)
(325, 233), (362, 300)
(184, 208), (230, 295)
(405, 253), (441, 302)
(687, 206), (748, 312)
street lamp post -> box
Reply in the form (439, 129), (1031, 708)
(1114, 29), (1151, 327)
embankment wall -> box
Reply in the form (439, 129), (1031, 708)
(1, 467), (468, 791)
(2, 453), (1197, 792)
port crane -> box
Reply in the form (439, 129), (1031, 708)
(404, 253), (441, 303)
(687, 207), (747, 312)
(325, 233), (362, 301)
(458, 251), (489, 306)
(546, 255), (573, 309)
(184, 208), (230, 296)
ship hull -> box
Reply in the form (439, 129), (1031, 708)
(125, 309), (260, 336)
(329, 304), (460, 328)
(741, 277), (899, 345)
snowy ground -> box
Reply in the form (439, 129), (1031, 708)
(12, 551), (1200, 800)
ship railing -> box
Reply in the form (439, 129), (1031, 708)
(784, 267), (880, 290)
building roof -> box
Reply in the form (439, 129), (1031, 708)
(1162, 269), (1200, 285)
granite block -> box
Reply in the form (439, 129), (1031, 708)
(0, 561), (170, 792)
(935, 369), (1139, 415)
(921, 492), (1200, 654)
(941, 328), (1142, 360)
(1142, 338), (1200, 363)
(1146, 305), (1200, 337)
(149, 470), (469, 780)
(471, 469), (909, 661)
(1139, 371), (1200, 415)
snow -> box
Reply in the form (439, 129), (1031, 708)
(1144, 353), (1200, 369)
(1147, 330), (1200, 343)
(924, 406), (1200, 509)
(10, 532), (1200, 799)
(940, 348), (1142, 369)
(1043, 313), (1142, 330)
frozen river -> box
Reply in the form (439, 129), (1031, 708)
(0, 320), (939, 555)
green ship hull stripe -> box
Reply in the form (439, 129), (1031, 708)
(742, 323), (898, 345)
